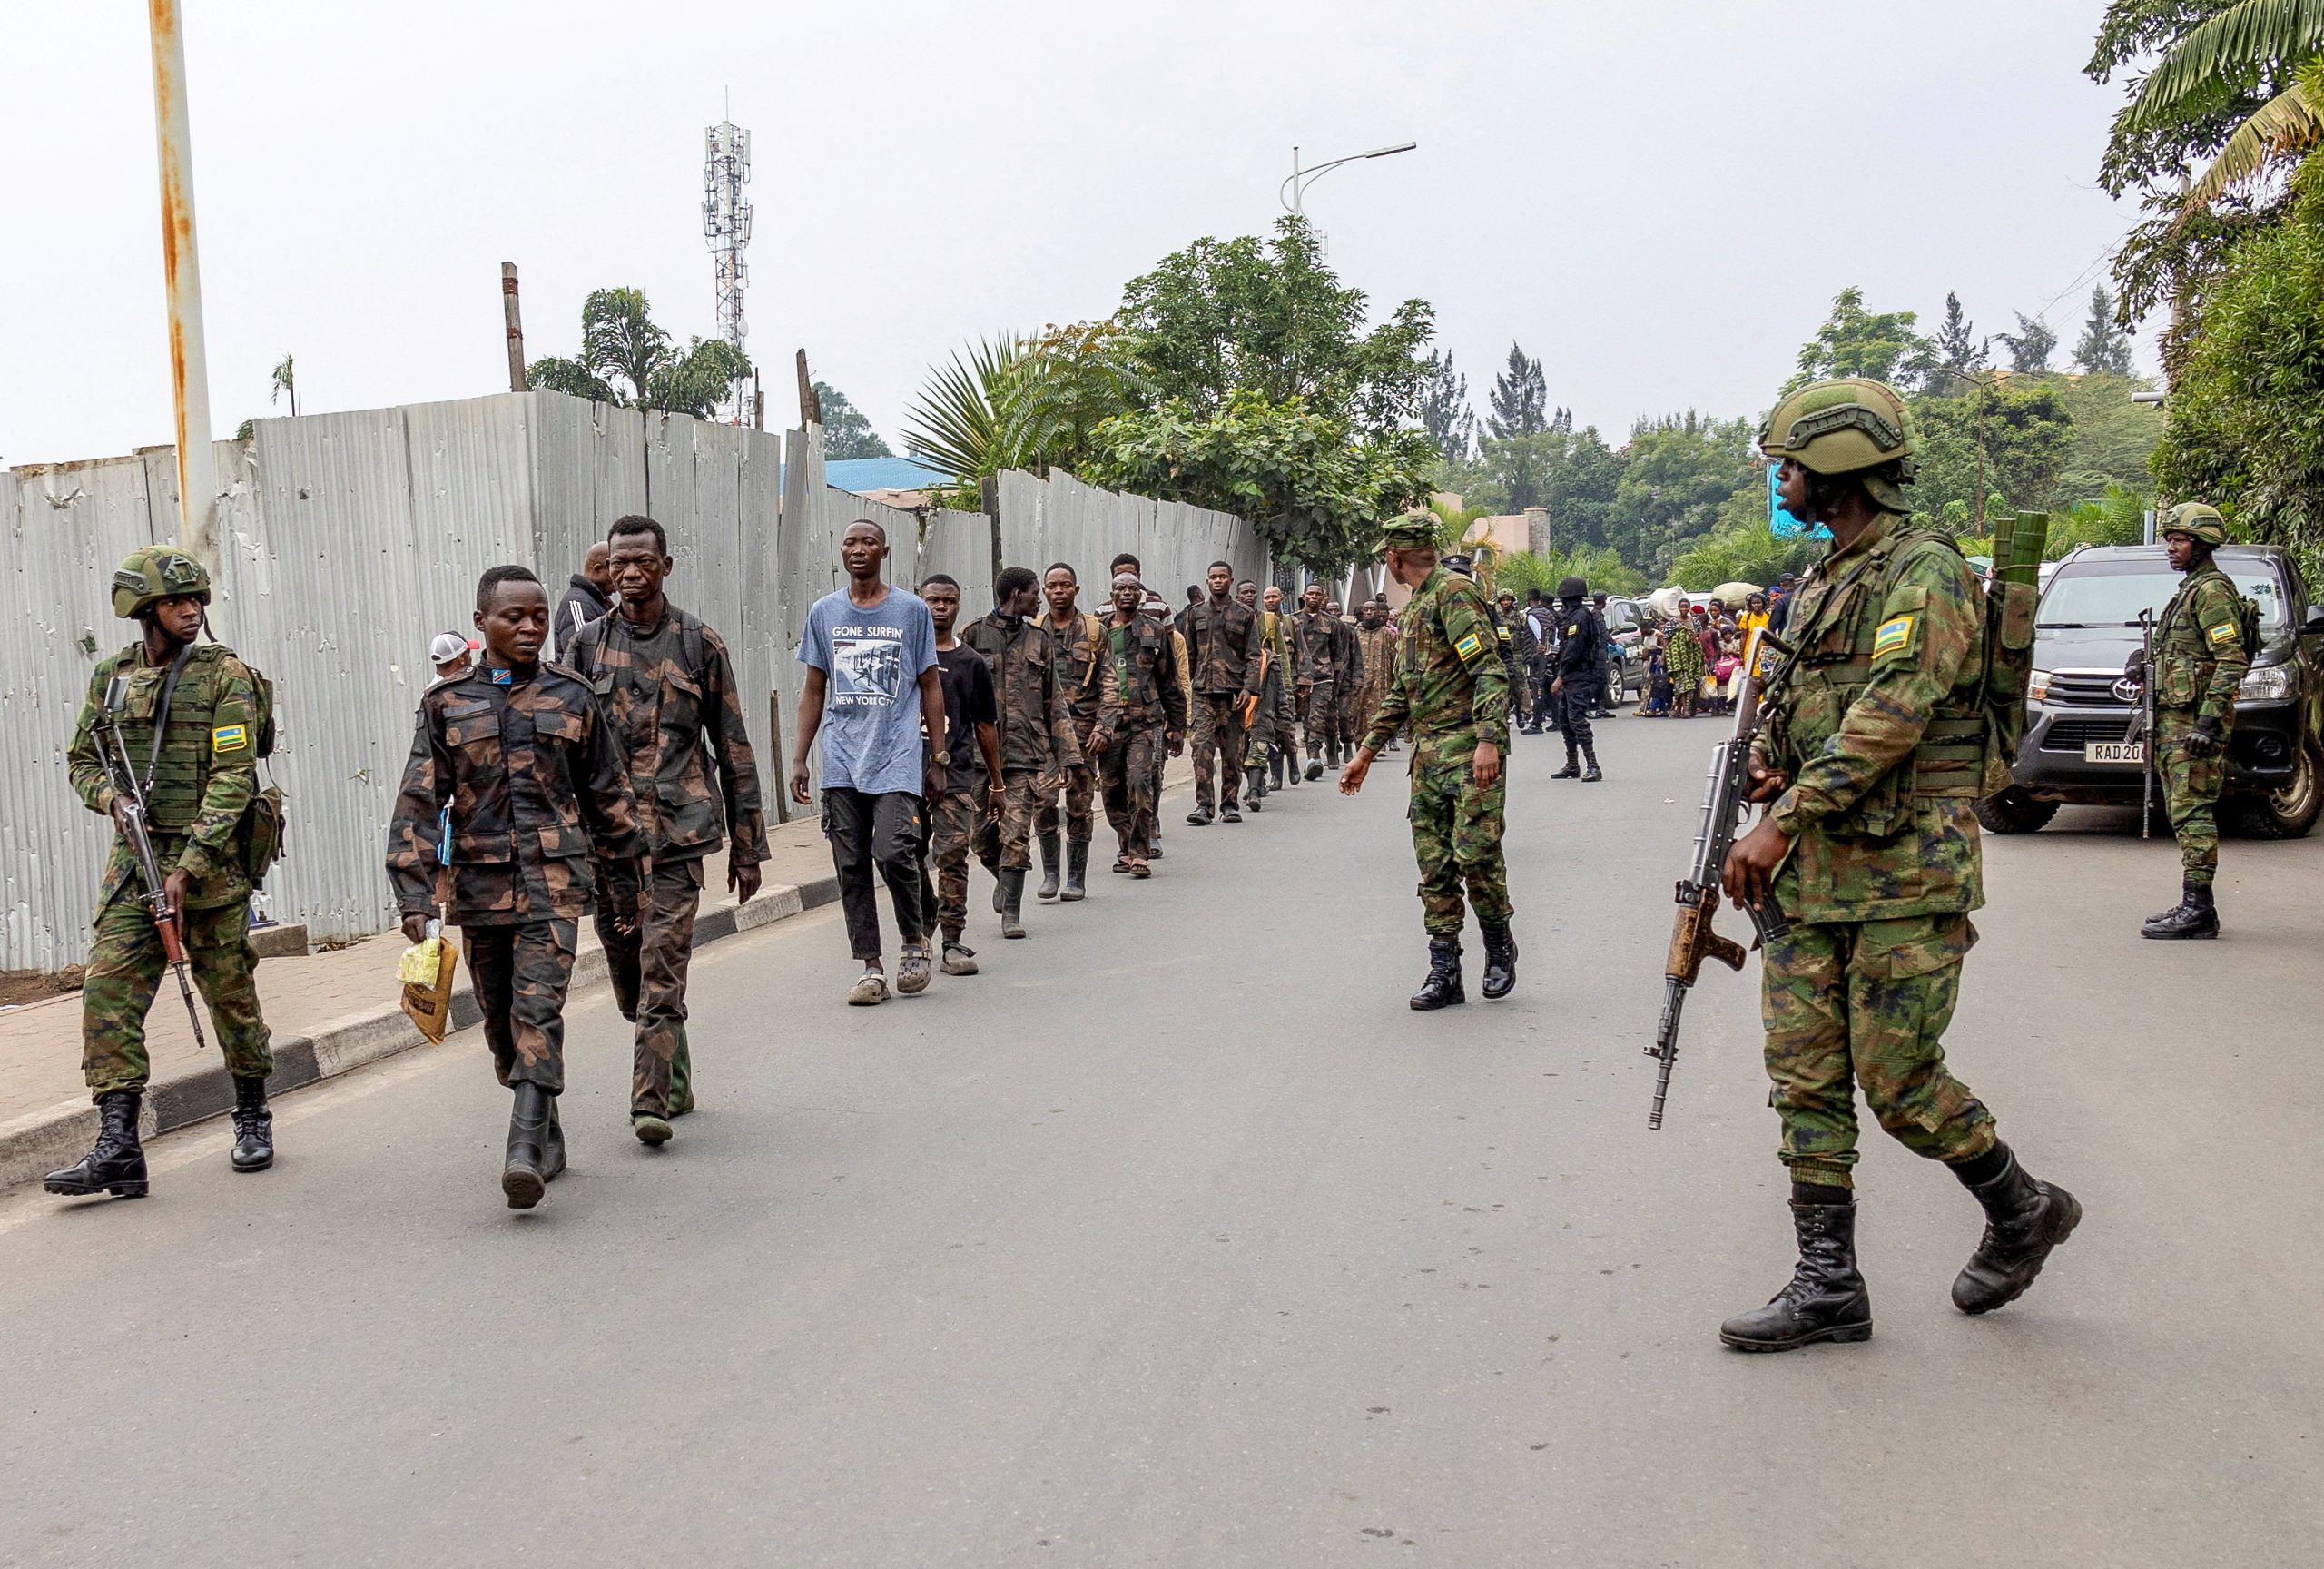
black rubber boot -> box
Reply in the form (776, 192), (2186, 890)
(543, 1100), (567, 1181)
(44, 1090), (148, 1199)
(1187, 805), (1214, 826)
(1220, 798), (1242, 823)
(1552, 746), (1581, 780)
(1061, 841), (1089, 901)
(1304, 755), (1324, 782)
(2141, 880), (2219, 940)
(1271, 748), (1288, 789)
(1581, 746), (1602, 784)
(1000, 867), (1029, 939)
(1409, 938), (1465, 1011)
(1037, 832), (1062, 902)
(1479, 921), (1518, 1001)
(1950, 1144), (2083, 1314)
(502, 1082), (552, 1209)
(228, 1074), (274, 1173)
(986, 857), (1006, 911)
(1718, 1196), (1873, 1351)
(1246, 766), (1265, 808)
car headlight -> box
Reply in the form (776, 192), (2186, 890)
(2240, 664), (2294, 702)
(2026, 669), (2053, 705)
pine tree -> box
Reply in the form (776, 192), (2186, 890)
(2072, 286), (2135, 377)
(1486, 343), (1548, 439)
(1934, 292), (1986, 377)
(1994, 312), (2058, 374)
(1417, 350), (1476, 464)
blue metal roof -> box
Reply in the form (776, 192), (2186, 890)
(824, 456), (950, 494)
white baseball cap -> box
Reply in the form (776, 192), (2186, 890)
(429, 632), (474, 666)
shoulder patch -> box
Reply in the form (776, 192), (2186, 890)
(212, 723), (250, 754)
(2207, 618), (2241, 647)
(1452, 630), (1486, 664)
(1872, 615), (1915, 659)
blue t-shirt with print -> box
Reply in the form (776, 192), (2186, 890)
(798, 585), (938, 796)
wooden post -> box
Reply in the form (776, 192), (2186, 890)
(752, 365), (764, 430)
(768, 690), (789, 823)
(795, 350), (821, 427)
(501, 263), (527, 393)
(981, 474), (1003, 589)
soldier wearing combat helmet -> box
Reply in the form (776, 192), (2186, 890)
(2139, 502), (2251, 940)
(48, 547), (279, 1199)
(1716, 379), (2081, 1351)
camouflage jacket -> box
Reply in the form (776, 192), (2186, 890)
(1755, 513), (1986, 923)
(1093, 613), (1189, 744)
(1043, 608), (1110, 733)
(1360, 567), (1509, 750)
(1181, 597), (1263, 696)
(961, 611), (1081, 775)
(387, 662), (645, 925)
(564, 603), (769, 865)
(2154, 562), (2251, 724)
(1354, 625), (1398, 693)
(68, 641), (261, 912)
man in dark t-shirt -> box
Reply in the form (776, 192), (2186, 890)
(918, 575), (1001, 974)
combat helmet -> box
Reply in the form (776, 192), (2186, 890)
(111, 545), (212, 619)
(2162, 501), (2228, 547)
(1758, 378), (1920, 514)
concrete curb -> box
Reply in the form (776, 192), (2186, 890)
(0, 872), (839, 1194)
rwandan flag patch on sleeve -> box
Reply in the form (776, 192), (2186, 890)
(1452, 630), (1486, 663)
(1872, 615), (1915, 658)
(212, 723), (249, 754)
(2208, 619), (2240, 647)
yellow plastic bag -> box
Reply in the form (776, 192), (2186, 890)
(399, 931), (460, 1044)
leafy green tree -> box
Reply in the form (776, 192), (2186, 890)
(2072, 286), (2138, 374)
(1610, 412), (1758, 570)
(1669, 522), (1825, 593)
(1417, 350), (1476, 465)
(1787, 287), (1934, 391)
(1491, 546), (1648, 597)
(1994, 312), (2060, 373)
(812, 382), (892, 459)
(1928, 292), (1988, 395)
(1000, 320), (1147, 475)
(1909, 379), (2076, 526)
(2052, 370), (2166, 502)
(1485, 344), (1549, 439)
(526, 287), (749, 419)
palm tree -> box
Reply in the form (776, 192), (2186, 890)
(995, 320), (1147, 475)
(2122, 2), (2324, 216)
(269, 353), (297, 417)
(901, 336), (1023, 483)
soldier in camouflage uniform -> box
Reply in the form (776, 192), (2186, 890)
(964, 566), (1079, 938)
(389, 565), (645, 1209)
(1351, 599), (1399, 752)
(2140, 503), (2252, 940)
(1240, 583), (1289, 804)
(1718, 379), (2080, 1352)
(1180, 563), (1263, 824)
(1343, 514), (1516, 1010)
(563, 515), (769, 1147)
(1033, 565), (1107, 903)
(1295, 585), (1348, 779)
(47, 548), (277, 1200)
(1092, 571), (1187, 873)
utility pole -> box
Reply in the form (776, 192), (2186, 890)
(146, 0), (218, 569)
(501, 263), (527, 393)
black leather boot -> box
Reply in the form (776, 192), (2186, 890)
(1061, 841), (1088, 901)
(2141, 879), (2219, 939)
(502, 1082), (552, 1209)
(1000, 867), (1029, 939)
(1037, 832), (1062, 902)
(1719, 1196), (1873, 1351)
(1409, 938), (1465, 1011)
(1581, 746), (1602, 783)
(44, 1090), (148, 1199)
(229, 1074), (274, 1173)
(1552, 746), (1581, 780)
(1479, 921), (1517, 1001)
(1950, 1144), (2082, 1314)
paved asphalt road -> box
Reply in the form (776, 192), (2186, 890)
(1, 716), (2316, 1568)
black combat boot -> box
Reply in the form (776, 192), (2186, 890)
(1581, 746), (1602, 783)
(1037, 832), (1062, 902)
(44, 1090), (148, 1199)
(1220, 794), (1242, 823)
(1304, 755), (1324, 782)
(1949, 1143), (2082, 1315)
(999, 867), (1029, 939)
(1718, 1192), (1873, 1351)
(228, 1073), (274, 1173)
(1552, 745), (1581, 780)
(985, 857), (1006, 910)
(502, 1082), (553, 1209)
(1246, 765), (1265, 807)
(1061, 841), (1089, 901)
(1269, 749), (1286, 790)
(2140, 880), (2219, 940)
(1187, 804), (1214, 826)
(1409, 937), (1465, 1011)
(1479, 921), (1518, 1001)
(542, 1099), (567, 1181)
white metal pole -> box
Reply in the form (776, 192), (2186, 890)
(148, 0), (219, 568)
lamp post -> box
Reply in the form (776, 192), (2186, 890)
(147, 0), (219, 570)
(1280, 142), (1417, 217)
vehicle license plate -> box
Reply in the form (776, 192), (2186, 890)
(2085, 742), (2144, 764)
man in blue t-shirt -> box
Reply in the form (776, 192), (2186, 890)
(790, 519), (945, 1005)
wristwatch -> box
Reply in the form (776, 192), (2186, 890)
(932, 749), (950, 766)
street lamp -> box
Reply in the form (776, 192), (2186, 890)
(1279, 142), (1417, 217)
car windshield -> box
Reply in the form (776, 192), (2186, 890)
(2038, 558), (2285, 633)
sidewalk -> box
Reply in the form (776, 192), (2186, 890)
(0, 815), (842, 1191)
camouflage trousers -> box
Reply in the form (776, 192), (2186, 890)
(1301, 680), (1339, 762)
(1033, 745), (1098, 844)
(1099, 724), (1164, 858)
(1502, 658), (1527, 726)
(2158, 707), (2229, 885)
(1189, 693), (1247, 811)
(1760, 913), (1998, 1191)
(466, 918), (580, 1094)
(1523, 661), (1551, 727)
(593, 856), (702, 1119)
(1406, 732), (1512, 936)
(83, 895), (271, 1098)
(923, 789), (979, 942)
(1244, 667), (1281, 768)
(973, 769), (1043, 871)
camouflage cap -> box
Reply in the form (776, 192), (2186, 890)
(111, 545), (211, 618)
(1376, 511), (1439, 551)
(2162, 501), (2228, 546)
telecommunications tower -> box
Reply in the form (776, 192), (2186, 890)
(703, 113), (753, 422)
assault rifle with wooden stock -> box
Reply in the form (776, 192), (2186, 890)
(93, 671), (211, 1051)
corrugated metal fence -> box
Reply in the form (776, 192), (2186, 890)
(0, 390), (1261, 971)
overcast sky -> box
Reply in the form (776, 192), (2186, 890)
(3, 1), (2154, 467)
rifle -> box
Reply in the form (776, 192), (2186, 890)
(94, 670), (211, 1051)
(1648, 627), (1792, 1130)
(2135, 607), (2156, 841)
